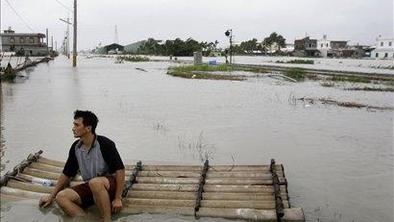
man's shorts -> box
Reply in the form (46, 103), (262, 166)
(71, 176), (117, 208)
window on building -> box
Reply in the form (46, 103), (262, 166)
(389, 42), (392, 46)
(384, 53), (388, 58)
(10, 37), (15, 43)
(20, 37), (25, 43)
(30, 37), (34, 43)
(380, 42), (384, 46)
(375, 53), (379, 57)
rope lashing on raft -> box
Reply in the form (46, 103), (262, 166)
(0, 150), (43, 187)
(122, 161), (142, 198)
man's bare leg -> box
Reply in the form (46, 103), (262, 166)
(55, 188), (86, 217)
(89, 177), (111, 222)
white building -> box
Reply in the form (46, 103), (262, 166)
(317, 35), (347, 57)
(370, 36), (394, 59)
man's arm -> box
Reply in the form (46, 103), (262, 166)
(111, 168), (125, 213)
(51, 173), (71, 197)
(114, 168), (125, 199)
(39, 173), (71, 207)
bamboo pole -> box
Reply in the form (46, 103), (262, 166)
(37, 157), (64, 167)
(7, 180), (53, 193)
(205, 178), (286, 185)
(139, 171), (201, 178)
(37, 157), (284, 173)
(207, 172), (284, 178)
(22, 168), (83, 181)
(29, 162), (63, 173)
(29, 162), (286, 180)
(130, 184), (287, 195)
(1, 186), (44, 199)
(128, 190), (196, 200)
(123, 198), (289, 209)
(136, 177), (199, 184)
(121, 205), (195, 216)
(17, 173), (83, 187)
(203, 184), (287, 193)
(131, 184), (199, 192)
(202, 192), (288, 201)
(126, 190), (289, 201)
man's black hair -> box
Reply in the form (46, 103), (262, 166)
(74, 110), (99, 134)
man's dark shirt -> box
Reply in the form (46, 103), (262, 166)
(63, 135), (124, 181)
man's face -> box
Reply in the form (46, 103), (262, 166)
(72, 118), (90, 138)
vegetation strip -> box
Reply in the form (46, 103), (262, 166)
(298, 97), (394, 111)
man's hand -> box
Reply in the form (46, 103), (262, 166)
(111, 198), (122, 214)
(39, 194), (54, 208)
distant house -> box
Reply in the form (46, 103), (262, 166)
(95, 43), (124, 54)
(370, 36), (394, 59)
(280, 43), (294, 54)
(294, 37), (319, 57)
(0, 27), (48, 56)
(317, 35), (348, 57)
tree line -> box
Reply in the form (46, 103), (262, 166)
(134, 32), (286, 56)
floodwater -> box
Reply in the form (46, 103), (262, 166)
(1, 56), (393, 222)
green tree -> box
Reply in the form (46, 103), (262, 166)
(262, 32), (286, 52)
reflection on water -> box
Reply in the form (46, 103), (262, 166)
(0, 56), (393, 222)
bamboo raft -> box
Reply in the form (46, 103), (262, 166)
(0, 150), (305, 221)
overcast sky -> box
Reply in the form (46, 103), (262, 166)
(1, 0), (393, 50)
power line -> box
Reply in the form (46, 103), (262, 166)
(4, 0), (35, 32)
(54, 0), (73, 13)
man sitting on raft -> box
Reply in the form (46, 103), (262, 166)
(39, 110), (125, 222)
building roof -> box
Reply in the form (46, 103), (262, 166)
(1, 33), (45, 38)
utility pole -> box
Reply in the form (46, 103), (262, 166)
(67, 16), (70, 58)
(225, 29), (233, 64)
(60, 16), (71, 58)
(72, 0), (77, 67)
(46, 28), (49, 54)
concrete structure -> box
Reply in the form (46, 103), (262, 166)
(370, 36), (394, 59)
(193, 51), (202, 65)
(317, 35), (348, 57)
(95, 43), (124, 54)
(0, 27), (48, 56)
(294, 37), (319, 57)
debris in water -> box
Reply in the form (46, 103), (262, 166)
(135, 68), (147, 72)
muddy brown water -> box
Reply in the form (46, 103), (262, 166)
(1, 56), (393, 222)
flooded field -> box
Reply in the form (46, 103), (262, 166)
(1, 56), (393, 222)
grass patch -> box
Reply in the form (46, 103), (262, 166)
(276, 59), (314, 64)
(117, 55), (150, 62)
(167, 69), (244, 81)
(283, 68), (306, 81)
(345, 87), (394, 92)
(0, 72), (16, 81)
(320, 82), (335, 87)
(328, 75), (371, 83)
(298, 97), (394, 111)
(167, 64), (268, 81)
(172, 64), (234, 72)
